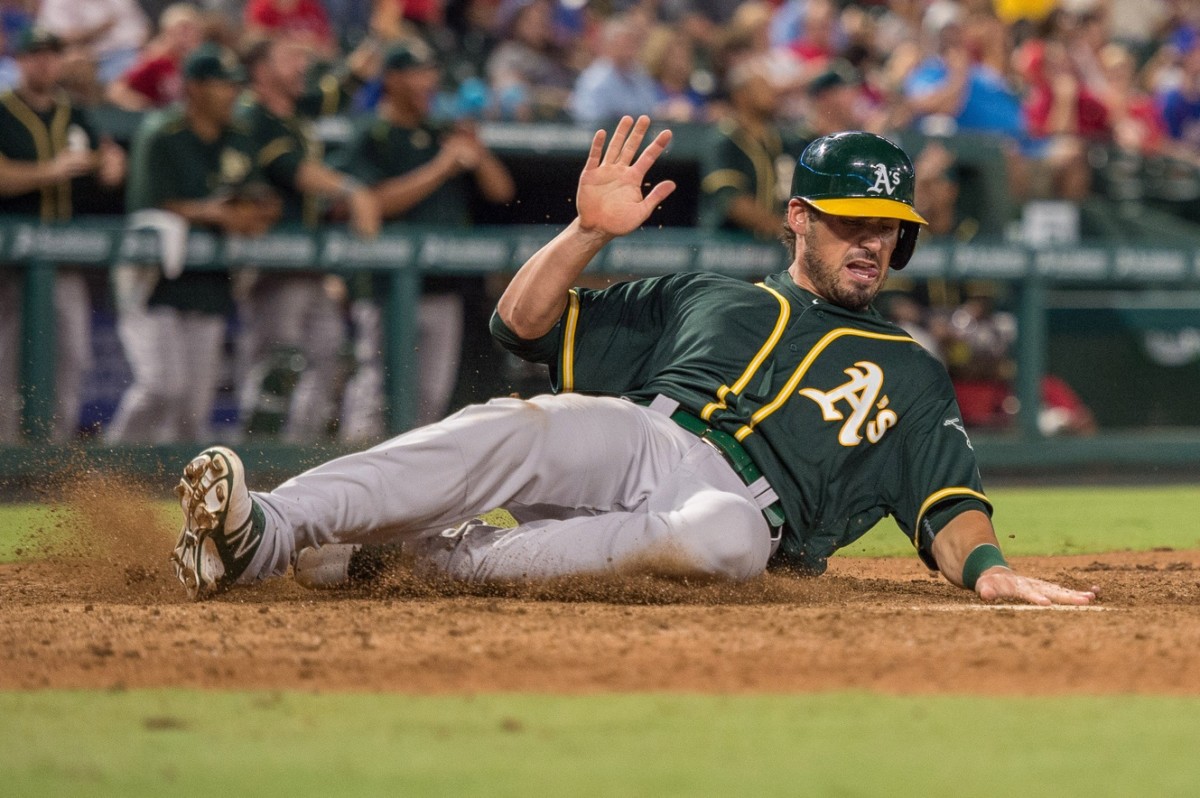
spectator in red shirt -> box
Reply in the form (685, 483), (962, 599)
(1019, 37), (1111, 141)
(789, 0), (839, 69)
(245, 0), (335, 57)
(107, 3), (204, 110)
(1099, 41), (1167, 155)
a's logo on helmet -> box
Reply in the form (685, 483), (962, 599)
(867, 163), (903, 196)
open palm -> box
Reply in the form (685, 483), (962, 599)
(577, 116), (677, 237)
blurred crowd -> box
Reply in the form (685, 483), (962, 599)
(2, 0), (1194, 444)
(880, 285), (1098, 436)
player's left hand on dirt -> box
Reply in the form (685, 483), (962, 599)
(975, 569), (1097, 606)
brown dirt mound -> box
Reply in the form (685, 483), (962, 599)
(2, 471), (1199, 695)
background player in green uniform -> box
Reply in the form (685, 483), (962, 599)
(107, 43), (279, 443)
(699, 57), (805, 239)
(333, 40), (515, 435)
(0, 28), (125, 442)
(171, 115), (1094, 608)
(236, 34), (381, 441)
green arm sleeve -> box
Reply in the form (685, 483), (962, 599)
(889, 376), (993, 569)
(489, 309), (564, 367)
(490, 273), (692, 395)
(697, 133), (750, 230)
(257, 134), (305, 189)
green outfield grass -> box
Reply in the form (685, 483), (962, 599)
(2, 690), (1198, 797)
(4, 484), (1198, 563)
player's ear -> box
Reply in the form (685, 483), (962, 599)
(787, 198), (809, 237)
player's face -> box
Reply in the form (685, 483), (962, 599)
(16, 50), (63, 93)
(384, 65), (440, 117)
(790, 202), (900, 311)
(189, 78), (241, 126)
(269, 41), (311, 100)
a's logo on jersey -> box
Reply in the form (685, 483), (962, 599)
(944, 417), (973, 450)
(799, 361), (898, 446)
(867, 164), (902, 196)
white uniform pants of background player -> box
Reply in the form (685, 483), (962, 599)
(238, 273), (346, 442)
(339, 293), (464, 443)
(0, 268), (92, 443)
(246, 394), (776, 583)
(106, 303), (225, 443)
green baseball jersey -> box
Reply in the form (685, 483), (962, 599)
(334, 116), (478, 300)
(0, 89), (99, 221)
(698, 119), (806, 234)
(237, 99), (321, 227)
(126, 108), (259, 314)
(491, 270), (991, 574)
(333, 117), (471, 227)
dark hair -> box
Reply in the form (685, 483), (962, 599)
(780, 218), (797, 259)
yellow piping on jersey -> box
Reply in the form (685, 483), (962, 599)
(914, 487), (991, 534)
(257, 136), (295, 168)
(560, 289), (581, 392)
(319, 74), (340, 117)
(2, 91), (55, 220)
(728, 124), (782, 210)
(733, 327), (914, 441)
(50, 102), (70, 220)
(700, 284), (790, 421)
(700, 169), (749, 194)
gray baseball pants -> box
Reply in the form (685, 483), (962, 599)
(247, 393), (775, 583)
(237, 273), (345, 442)
(0, 269), (92, 443)
(106, 304), (225, 443)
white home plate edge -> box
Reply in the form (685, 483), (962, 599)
(912, 604), (1114, 612)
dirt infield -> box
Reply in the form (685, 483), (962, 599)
(2, 474), (1199, 696)
(4, 550), (1200, 695)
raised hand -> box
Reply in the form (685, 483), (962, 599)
(576, 115), (676, 238)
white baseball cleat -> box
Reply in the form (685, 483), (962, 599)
(170, 446), (265, 600)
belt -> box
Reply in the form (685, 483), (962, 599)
(644, 395), (787, 530)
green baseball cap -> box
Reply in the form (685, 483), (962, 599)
(15, 27), (64, 56)
(383, 39), (437, 72)
(183, 43), (246, 82)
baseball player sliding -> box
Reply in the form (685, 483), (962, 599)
(172, 115), (1095, 606)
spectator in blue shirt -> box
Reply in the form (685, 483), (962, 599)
(1160, 40), (1200, 153)
(904, 4), (1089, 202)
(903, 7), (1025, 142)
(568, 14), (659, 124)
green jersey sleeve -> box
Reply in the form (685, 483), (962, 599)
(888, 375), (993, 569)
(698, 127), (752, 230)
(257, 133), (304, 188)
(490, 274), (695, 394)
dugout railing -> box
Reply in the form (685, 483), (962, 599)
(4, 218), (1200, 482)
